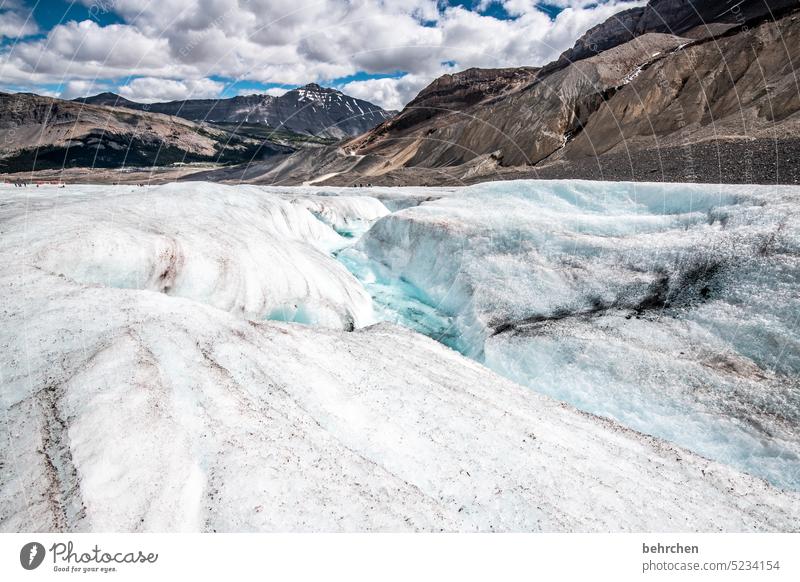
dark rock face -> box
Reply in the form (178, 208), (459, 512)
(347, 31), (695, 169)
(76, 84), (395, 139)
(71, 92), (141, 109)
(552, 0), (800, 69)
(397, 67), (538, 128)
(561, 8), (800, 158)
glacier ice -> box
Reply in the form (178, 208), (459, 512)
(288, 194), (390, 238)
(351, 180), (800, 489)
(1, 183), (374, 330)
(336, 248), (466, 351)
(1, 180), (798, 533)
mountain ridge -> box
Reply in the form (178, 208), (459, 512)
(3, 0), (799, 184)
(0, 92), (297, 173)
(75, 83), (396, 139)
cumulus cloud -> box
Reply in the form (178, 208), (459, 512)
(118, 77), (224, 102)
(0, 0), (38, 39)
(5, 20), (177, 81)
(262, 87), (291, 97)
(2, 0), (643, 109)
(60, 79), (109, 99)
(341, 75), (431, 111)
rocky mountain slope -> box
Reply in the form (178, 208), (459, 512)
(77, 83), (395, 139)
(0, 92), (307, 173)
(547, 0), (799, 71)
(216, 0), (800, 186)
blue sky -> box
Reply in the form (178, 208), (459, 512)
(32, 0), (124, 28)
(0, 1), (638, 109)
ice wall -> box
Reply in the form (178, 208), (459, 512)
(1, 223), (797, 531)
(289, 194), (389, 237)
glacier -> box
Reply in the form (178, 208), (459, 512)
(2, 183), (374, 330)
(347, 180), (800, 490)
(0, 180), (798, 532)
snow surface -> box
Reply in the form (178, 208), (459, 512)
(0, 183), (374, 330)
(351, 179), (800, 490)
(1, 181), (798, 532)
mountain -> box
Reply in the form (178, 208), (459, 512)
(210, 0), (800, 186)
(0, 92), (293, 173)
(6, 0), (798, 183)
(545, 0), (800, 72)
(71, 91), (141, 109)
(76, 83), (396, 139)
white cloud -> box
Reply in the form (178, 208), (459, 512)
(262, 87), (291, 97)
(118, 77), (224, 102)
(237, 87), (291, 97)
(0, 0), (38, 39)
(2, 1), (644, 108)
(59, 79), (109, 99)
(341, 75), (431, 111)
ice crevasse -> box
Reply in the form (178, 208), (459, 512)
(349, 179), (800, 490)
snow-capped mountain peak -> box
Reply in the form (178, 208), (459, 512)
(75, 83), (395, 139)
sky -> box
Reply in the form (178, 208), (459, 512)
(0, 0), (643, 110)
